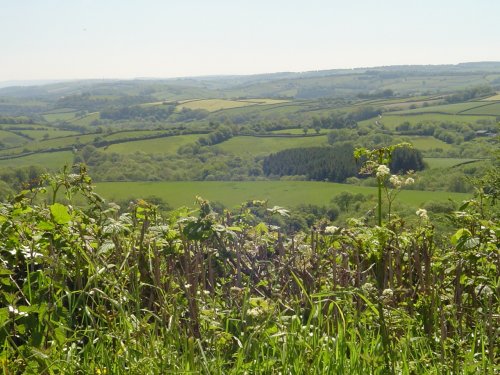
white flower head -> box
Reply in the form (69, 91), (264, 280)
(382, 288), (393, 298)
(416, 208), (428, 220)
(247, 307), (263, 317)
(8, 305), (28, 317)
(324, 226), (339, 234)
(405, 177), (415, 186)
(376, 165), (390, 178)
(389, 175), (402, 188)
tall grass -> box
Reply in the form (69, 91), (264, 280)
(0, 166), (497, 374)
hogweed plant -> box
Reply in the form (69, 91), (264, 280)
(354, 142), (413, 226)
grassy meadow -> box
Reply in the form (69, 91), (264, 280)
(94, 180), (471, 209)
(361, 113), (497, 130)
(214, 135), (328, 156)
(404, 136), (453, 150)
(424, 157), (482, 168)
(0, 130), (27, 147)
(0, 150), (74, 169)
(103, 134), (200, 154)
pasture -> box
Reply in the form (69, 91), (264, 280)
(102, 130), (169, 141)
(177, 99), (257, 112)
(0, 134), (97, 156)
(70, 112), (100, 126)
(17, 128), (80, 140)
(0, 130), (28, 148)
(391, 102), (485, 115)
(460, 102), (500, 115)
(103, 134), (200, 154)
(424, 157), (481, 169)
(404, 136), (453, 150)
(213, 135), (328, 156)
(0, 151), (74, 169)
(360, 113), (497, 130)
(42, 111), (77, 122)
(482, 93), (500, 101)
(94, 180), (471, 209)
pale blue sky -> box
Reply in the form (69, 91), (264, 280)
(1, 0), (499, 81)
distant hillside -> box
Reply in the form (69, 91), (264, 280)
(1, 62), (500, 108)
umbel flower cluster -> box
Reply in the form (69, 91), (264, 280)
(376, 164), (390, 178)
(389, 174), (414, 188)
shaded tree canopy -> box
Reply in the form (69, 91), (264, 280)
(263, 144), (358, 182)
(389, 147), (425, 173)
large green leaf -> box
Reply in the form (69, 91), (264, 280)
(49, 203), (71, 225)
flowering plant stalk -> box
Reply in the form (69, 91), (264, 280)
(354, 143), (412, 226)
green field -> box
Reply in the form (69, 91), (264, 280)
(424, 157), (481, 168)
(178, 99), (257, 112)
(103, 130), (169, 141)
(103, 134), (200, 154)
(460, 102), (500, 115)
(0, 151), (74, 169)
(360, 113), (497, 130)
(214, 135), (328, 156)
(0, 134), (97, 156)
(17, 128), (80, 140)
(241, 98), (289, 105)
(42, 111), (78, 122)
(405, 136), (453, 150)
(482, 93), (500, 101)
(70, 112), (100, 126)
(95, 180), (470, 209)
(391, 102), (485, 115)
(0, 130), (27, 148)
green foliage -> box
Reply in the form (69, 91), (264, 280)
(389, 146), (425, 173)
(100, 104), (175, 121)
(0, 167), (497, 373)
(263, 144), (358, 182)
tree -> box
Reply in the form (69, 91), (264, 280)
(389, 147), (425, 173)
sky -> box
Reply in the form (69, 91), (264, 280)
(1, 0), (500, 82)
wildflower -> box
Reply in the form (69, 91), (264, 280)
(8, 305), (28, 317)
(405, 177), (415, 185)
(324, 226), (339, 234)
(247, 307), (263, 317)
(389, 175), (402, 188)
(416, 208), (428, 220)
(376, 164), (390, 178)
(382, 288), (393, 298)
(381, 288), (394, 303)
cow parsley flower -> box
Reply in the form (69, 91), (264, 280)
(389, 175), (402, 188)
(376, 165), (390, 178)
(247, 307), (263, 317)
(405, 177), (415, 186)
(416, 208), (428, 220)
(324, 226), (339, 234)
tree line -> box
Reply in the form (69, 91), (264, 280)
(263, 144), (424, 182)
(263, 144), (359, 182)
